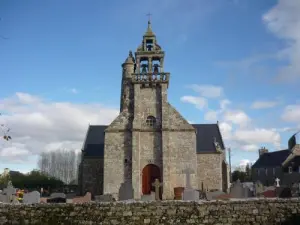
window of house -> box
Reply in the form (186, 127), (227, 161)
(146, 116), (156, 127)
(288, 166), (293, 174)
(273, 168), (276, 176)
(298, 166), (300, 173)
(257, 169), (260, 176)
(265, 168), (267, 176)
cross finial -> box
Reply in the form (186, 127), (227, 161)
(146, 12), (152, 22)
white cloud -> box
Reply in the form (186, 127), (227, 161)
(180, 96), (207, 110)
(240, 144), (259, 152)
(263, 0), (300, 81)
(187, 84), (223, 98)
(219, 122), (233, 140)
(233, 128), (281, 150)
(251, 100), (280, 109)
(220, 99), (231, 110)
(204, 110), (218, 121)
(282, 104), (300, 124)
(0, 92), (119, 165)
(223, 110), (251, 127)
(239, 159), (251, 167)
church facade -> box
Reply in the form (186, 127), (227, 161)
(78, 21), (229, 200)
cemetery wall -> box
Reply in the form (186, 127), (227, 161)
(1, 199), (300, 225)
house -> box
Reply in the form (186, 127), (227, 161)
(252, 132), (300, 187)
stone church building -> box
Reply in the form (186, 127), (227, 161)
(78, 21), (229, 200)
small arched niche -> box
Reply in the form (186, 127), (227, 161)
(146, 115), (156, 127)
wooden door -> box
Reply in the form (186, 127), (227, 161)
(142, 164), (161, 195)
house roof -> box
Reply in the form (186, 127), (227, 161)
(82, 125), (107, 157)
(252, 149), (290, 168)
(282, 156), (300, 168)
(192, 124), (225, 153)
(82, 123), (224, 157)
(288, 131), (300, 150)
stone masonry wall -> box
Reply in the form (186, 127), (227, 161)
(1, 199), (300, 225)
(168, 131), (197, 191)
(103, 132), (132, 200)
(197, 153), (222, 191)
(80, 158), (103, 197)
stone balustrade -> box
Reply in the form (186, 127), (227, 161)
(132, 73), (170, 84)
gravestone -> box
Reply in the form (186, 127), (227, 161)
(182, 168), (199, 201)
(152, 179), (162, 200)
(95, 194), (115, 202)
(279, 187), (292, 198)
(0, 181), (17, 203)
(141, 192), (155, 201)
(23, 191), (41, 204)
(230, 180), (251, 198)
(275, 178), (280, 187)
(291, 183), (300, 197)
(47, 192), (66, 203)
(206, 190), (226, 201)
(183, 168), (194, 188)
(254, 181), (264, 197)
(118, 180), (134, 201)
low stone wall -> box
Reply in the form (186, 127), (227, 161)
(1, 199), (300, 225)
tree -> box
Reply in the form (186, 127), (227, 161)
(38, 149), (81, 184)
(0, 168), (11, 188)
(231, 163), (252, 182)
(0, 169), (63, 190)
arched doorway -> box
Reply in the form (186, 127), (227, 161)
(142, 164), (162, 198)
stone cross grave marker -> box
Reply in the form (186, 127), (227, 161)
(182, 168), (194, 189)
(275, 178), (280, 187)
(152, 179), (162, 200)
(182, 168), (199, 201)
(0, 181), (17, 203)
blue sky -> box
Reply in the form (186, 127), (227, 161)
(0, 0), (300, 173)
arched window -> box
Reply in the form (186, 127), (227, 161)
(146, 116), (156, 127)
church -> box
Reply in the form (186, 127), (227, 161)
(78, 20), (229, 200)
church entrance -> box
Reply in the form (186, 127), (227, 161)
(142, 164), (162, 199)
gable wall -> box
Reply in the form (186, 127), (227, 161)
(79, 158), (103, 197)
(197, 153), (222, 191)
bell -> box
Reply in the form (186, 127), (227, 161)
(141, 65), (147, 74)
(153, 64), (159, 74)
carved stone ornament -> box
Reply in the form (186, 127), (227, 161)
(147, 159), (154, 164)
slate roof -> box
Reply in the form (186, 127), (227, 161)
(192, 124), (225, 153)
(288, 131), (300, 150)
(82, 124), (224, 157)
(251, 149), (291, 168)
(82, 125), (107, 158)
(282, 156), (300, 168)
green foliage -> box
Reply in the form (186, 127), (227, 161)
(232, 163), (252, 182)
(0, 170), (64, 190)
(0, 173), (10, 188)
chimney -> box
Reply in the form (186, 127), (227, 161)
(259, 147), (268, 157)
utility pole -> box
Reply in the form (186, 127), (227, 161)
(228, 148), (232, 183)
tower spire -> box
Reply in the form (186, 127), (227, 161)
(146, 13), (153, 34)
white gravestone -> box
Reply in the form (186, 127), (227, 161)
(182, 168), (199, 201)
(23, 191), (41, 204)
(275, 178), (280, 187)
(0, 181), (17, 203)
